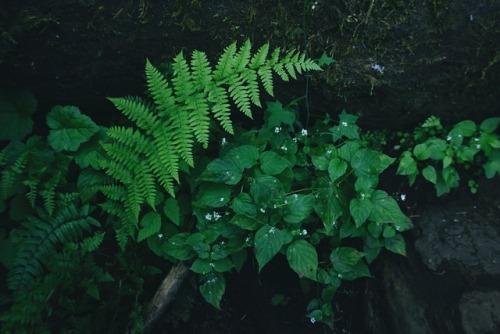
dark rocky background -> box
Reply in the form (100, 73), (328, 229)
(1, 0), (499, 333)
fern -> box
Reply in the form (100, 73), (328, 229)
(7, 202), (100, 294)
(101, 40), (321, 233)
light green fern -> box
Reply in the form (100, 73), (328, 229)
(100, 40), (321, 238)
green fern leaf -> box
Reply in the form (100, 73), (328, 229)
(8, 203), (100, 294)
(145, 59), (176, 118)
(208, 85), (233, 133)
(258, 66), (274, 96)
(213, 42), (237, 80)
(249, 43), (270, 69)
(234, 39), (252, 73)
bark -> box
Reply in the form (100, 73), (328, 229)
(143, 262), (189, 333)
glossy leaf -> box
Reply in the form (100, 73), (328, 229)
(200, 272), (225, 309)
(137, 212), (162, 242)
(284, 194), (314, 224)
(349, 198), (372, 227)
(260, 151), (289, 175)
(330, 247), (364, 273)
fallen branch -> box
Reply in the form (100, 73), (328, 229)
(143, 262), (189, 333)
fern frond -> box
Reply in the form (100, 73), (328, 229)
(208, 85), (233, 133)
(188, 92), (211, 147)
(80, 232), (105, 252)
(40, 170), (64, 215)
(249, 43), (270, 69)
(213, 42), (237, 80)
(8, 202), (100, 294)
(134, 160), (156, 208)
(191, 50), (213, 89)
(234, 39), (252, 73)
(258, 66), (274, 96)
(145, 59), (176, 118)
(107, 97), (158, 132)
(228, 74), (252, 118)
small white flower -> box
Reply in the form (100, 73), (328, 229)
(293, 137), (298, 142)
(400, 194), (406, 201)
(301, 129), (308, 136)
(476, 144), (481, 149)
(341, 121), (348, 127)
(371, 63), (385, 74)
(269, 227), (276, 234)
(221, 137), (227, 146)
(281, 145), (288, 151)
(310, 318), (316, 324)
(274, 126), (282, 133)
(158, 233), (163, 239)
(301, 229), (308, 236)
(209, 262), (216, 268)
(220, 197), (225, 202)
(245, 236), (251, 243)
(260, 208), (266, 213)
(213, 212), (222, 221)
(205, 213), (213, 221)
(447, 136), (452, 141)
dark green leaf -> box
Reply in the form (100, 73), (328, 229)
(286, 240), (318, 280)
(137, 212), (162, 242)
(232, 193), (257, 217)
(328, 158), (347, 182)
(330, 247), (364, 273)
(200, 157), (243, 185)
(47, 105), (99, 152)
(227, 145), (260, 169)
(349, 198), (372, 227)
(260, 151), (289, 175)
(200, 272), (225, 309)
(196, 183), (231, 208)
(480, 117), (500, 133)
(284, 194), (314, 224)
(164, 198), (181, 226)
(369, 190), (412, 231)
(254, 226), (284, 271)
(384, 234), (406, 256)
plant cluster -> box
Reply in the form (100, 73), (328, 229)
(0, 41), (498, 332)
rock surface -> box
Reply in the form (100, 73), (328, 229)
(365, 188), (500, 334)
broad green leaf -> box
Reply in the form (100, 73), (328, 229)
(200, 272), (225, 309)
(330, 247), (364, 273)
(286, 240), (318, 280)
(483, 150), (500, 178)
(254, 226), (284, 271)
(213, 257), (234, 272)
(196, 183), (231, 208)
(367, 222), (383, 238)
(384, 234), (406, 256)
(328, 158), (347, 182)
(340, 260), (371, 280)
(163, 233), (195, 260)
(311, 155), (329, 170)
(229, 214), (259, 230)
(369, 190), (412, 231)
(330, 111), (360, 141)
(47, 105), (99, 152)
(480, 117), (500, 133)
(191, 258), (213, 274)
(338, 140), (362, 161)
(426, 139), (447, 160)
(250, 175), (284, 207)
(351, 149), (395, 177)
(314, 189), (342, 235)
(349, 198), (372, 227)
(164, 198), (181, 226)
(383, 226), (396, 238)
(137, 212), (162, 242)
(422, 165), (437, 184)
(260, 151), (289, 175)
(442, 166), (459, 189)
(232, 192), (257, 217)
(453, 120), (476, 137)
(227, 145), (259, 169)
(397, 151), (417, 176)
(443, 155), (453, 168)
(200, 156), (243, 185)
(284, 194), (314, 224)
(413, 143), (430, 160)
(265, 101), (296, 128)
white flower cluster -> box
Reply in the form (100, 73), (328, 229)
(205, 211), (222, 221)
(275, 126), (282, 133)
(301, 129), (308, 136)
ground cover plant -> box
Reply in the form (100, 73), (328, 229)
(0, 41), (498, 333)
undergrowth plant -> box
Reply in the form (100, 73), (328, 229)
(0, 40), (498, 332)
